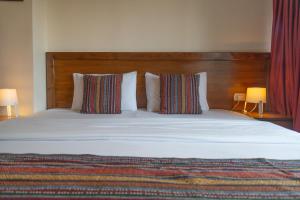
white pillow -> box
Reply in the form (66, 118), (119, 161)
(71, 73), (84, 111)
(198, 72), (209, 111)
(71, 71), (137, 111)
(121, 71), (137, 111)
(145, 72), (209, 112)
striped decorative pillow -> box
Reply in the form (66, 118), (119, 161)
(81, 75), (122, 114)
(160, 74), (202, 114)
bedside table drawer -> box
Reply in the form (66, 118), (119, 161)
(0, 116), (16, 122)
(246, 112), (293, 130)
(270, 120), (293, 130)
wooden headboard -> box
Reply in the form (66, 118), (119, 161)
(46, 52), (270, 110)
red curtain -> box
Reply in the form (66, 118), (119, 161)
(270, 0), (300, 132)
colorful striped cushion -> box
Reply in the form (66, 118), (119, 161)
(160, 74), (202, 114)
(81, 75), (122, 114)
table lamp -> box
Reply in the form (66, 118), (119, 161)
(243, 87), (266, 116)
(0, 89), (18, 117)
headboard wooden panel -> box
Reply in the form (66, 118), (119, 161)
(46, 52), (270, 110)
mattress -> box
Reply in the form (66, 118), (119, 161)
(0, 109), (300, 159)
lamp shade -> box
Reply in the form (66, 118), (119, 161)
(0, 89), (18, 106)
(246, 87), (266, 103)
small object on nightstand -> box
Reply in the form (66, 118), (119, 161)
(247, 112), (293, 130)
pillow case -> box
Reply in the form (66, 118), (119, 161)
(145, 72), (160, 112)
(160, 74), (202, 114)
(145, 72), (209, 112)
(121, 71), (137, 111)
(81, 75), (122, 114)
(72, 71), (137, 111)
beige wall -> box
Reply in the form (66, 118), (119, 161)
(47, 0), (272, 52)
(0, 0), (272, 115)
(0, 0), (34, 116)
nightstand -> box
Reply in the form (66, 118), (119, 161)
(246, 112), (293, 130)
(0, 116), (16, 122)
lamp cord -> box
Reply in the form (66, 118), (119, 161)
(232, 101), (240, 110)
(249, 103), (257, 113)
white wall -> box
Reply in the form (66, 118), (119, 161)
(0, 0), (34, 116)
(47, 0), (272, 52)
(0, 0), (273, 115)
(32, 0), (47, 112)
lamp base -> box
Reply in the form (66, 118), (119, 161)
(6, 105), (12, 117)
(6, 105), (18, 118)
(258, 101), (264, 117)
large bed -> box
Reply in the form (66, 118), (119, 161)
(1, 109), (300, 159)
(0, 52), (300, 199)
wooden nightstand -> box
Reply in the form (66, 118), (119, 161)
(0, 116), (16, 122)
(246, 112), (293, 130)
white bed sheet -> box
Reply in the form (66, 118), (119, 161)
(0, 109), (300, 159)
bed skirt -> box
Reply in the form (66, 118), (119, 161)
(0, 154), (299, 199)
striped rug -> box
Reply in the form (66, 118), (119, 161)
(0, 154), (300, 199)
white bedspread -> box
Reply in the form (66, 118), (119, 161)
(0, 109), (300, 159)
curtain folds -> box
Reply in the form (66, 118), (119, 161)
(270, 0), (300, 132)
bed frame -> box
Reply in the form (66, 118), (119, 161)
(46, 52), (270, 110)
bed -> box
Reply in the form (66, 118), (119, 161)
(1, 109), (300, 159)
(0, 52), (300, 199)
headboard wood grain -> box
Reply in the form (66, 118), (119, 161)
(46, 52), (270, 110)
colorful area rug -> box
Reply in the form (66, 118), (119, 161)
(0, 154), (300, 199)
